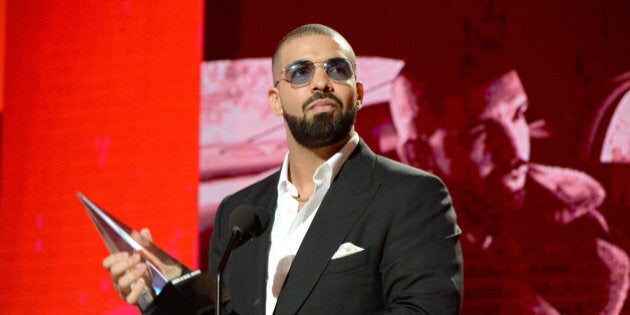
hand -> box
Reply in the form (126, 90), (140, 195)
(102, 228), (153, 305)
(130, 229), (183, 281)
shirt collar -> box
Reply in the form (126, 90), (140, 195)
(278, 133), (360, 193)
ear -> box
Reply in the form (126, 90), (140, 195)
(268, 87), (284, 116)
(355, 81), (364, 109)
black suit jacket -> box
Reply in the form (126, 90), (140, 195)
(209, 140), (463, 314)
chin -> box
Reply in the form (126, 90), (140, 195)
(501, 182), (526, 195)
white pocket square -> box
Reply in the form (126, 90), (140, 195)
(331, 242), (364, 260)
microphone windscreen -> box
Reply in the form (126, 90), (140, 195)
(228, 205), (269, 241)
(256, 208), (270, 234)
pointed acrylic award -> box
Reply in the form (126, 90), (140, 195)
(78, 191), (218, 314)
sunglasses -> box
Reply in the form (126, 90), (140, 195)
(274, 57), (355, 88)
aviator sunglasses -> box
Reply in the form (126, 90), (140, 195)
(274, 57), (355, 88)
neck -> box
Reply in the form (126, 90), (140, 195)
(286, 132), (351, 195)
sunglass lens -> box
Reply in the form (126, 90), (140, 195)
(283, 58), (353, 87)
(286, 61), (315, 86)
(325, 58), (353, 81)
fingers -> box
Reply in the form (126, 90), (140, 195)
(103, 252), (149, 305)
(131, 228), (152, 247)
(103, 251), (128, 270)
(101, 227), (154, 305)
(125, 278), (147, 305)
(117, 257), (147, 292)
(140, 228), (153, 242)
(108, 252), (141, 281)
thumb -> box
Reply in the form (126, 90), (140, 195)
(140, 228), (153, 242)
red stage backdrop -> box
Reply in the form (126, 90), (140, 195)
(1, 1), (202, 314)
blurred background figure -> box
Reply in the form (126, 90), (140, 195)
(390, 66), (630, 314)
(582, 71), (630, 256)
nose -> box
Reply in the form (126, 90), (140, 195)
(507, 120), (530, 163)
(310, 65), (334, 92)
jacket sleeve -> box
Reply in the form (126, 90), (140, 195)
(379, 175), (463, 314)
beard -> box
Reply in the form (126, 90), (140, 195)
(283, 105), (357, 149)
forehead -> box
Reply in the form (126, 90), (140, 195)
(278, 34), (353, 66)
(469, 71), (527, 120)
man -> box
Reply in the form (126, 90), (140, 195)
(390, 67), (629, 314)
(392, 68), (531, 244)
(104, 24), (463, 314)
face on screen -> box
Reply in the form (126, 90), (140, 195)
(445, 70), (531, 204)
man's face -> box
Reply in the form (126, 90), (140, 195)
(445, 70), (531, 201)
(268, 35), (363, 148)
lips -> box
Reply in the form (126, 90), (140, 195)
(307, 99), (339, 114)
(498, 163), (529, 192)
(301, 92), (343, 112)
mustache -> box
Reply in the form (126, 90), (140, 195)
(302, 92), (343, 111)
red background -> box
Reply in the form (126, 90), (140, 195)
(2, 0), (630, 313)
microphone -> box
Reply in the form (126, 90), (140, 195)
(229, 204), (269, 248)
(216, 205), (269, 315)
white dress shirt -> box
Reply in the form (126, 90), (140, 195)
(265, 133), (359, 315)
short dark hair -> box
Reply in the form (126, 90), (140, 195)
(271, 24), (356, 82)
(423, 63), (517, 121)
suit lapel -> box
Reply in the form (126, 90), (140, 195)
(274, 141), (380, 314)
(232, 173), (279, 315)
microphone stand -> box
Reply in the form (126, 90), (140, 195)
(216, 232), (240, 315)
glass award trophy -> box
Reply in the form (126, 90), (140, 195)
(78, 192), (218, 314)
